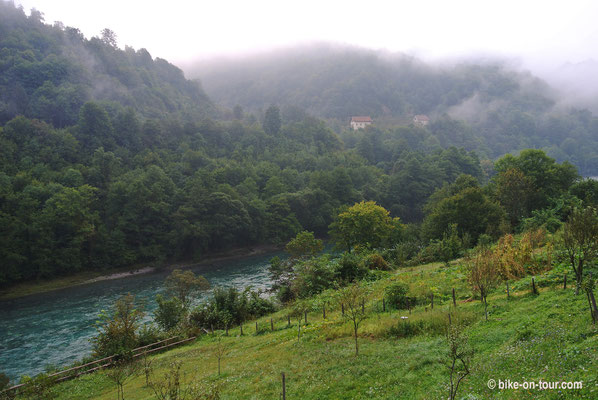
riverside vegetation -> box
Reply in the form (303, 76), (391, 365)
(2, 204), (598, 399)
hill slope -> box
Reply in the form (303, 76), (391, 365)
(51, 260), (597, 399)
(0, 1), (215, 127)
(189, 44), (553, 120)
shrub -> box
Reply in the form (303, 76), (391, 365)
(362, 253), (391, 270)
(333, 252), (368, 283)
(292, 256), (337, 298)
(136, 324), (164, 347)
(189, 287), (276, 330)
(91, 294), (144, 357)
(154, 294), (186, 332)
(385, 282), (410, 309)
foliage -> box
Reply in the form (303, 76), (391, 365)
(444, 323), (474, 400)
(333, 252), (369, 283)
(154, 294), (186, 331)
(467, 248), (500, 320)
(361, 253), (391, 271)
(423, 177), (506, 244)
(91, 293), (144, 357)
(189, 287), (275, 330)
(562, 206), (598, 294)
(385, 282), (410, 309)
(149, 360), (220, 400)
(105, 359), (140, 400)
(18, 373), (57, 400)
(165, 269), (210, 309)
(291, 256), (338, 299)
(337, 283), (368, 355)
(329, 201), (397, 251)
(262, 105), (281, 135)
(284, 231), (323, 261)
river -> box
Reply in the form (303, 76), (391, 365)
(0, 251), (282, 383)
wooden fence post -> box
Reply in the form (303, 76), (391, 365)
(271, 318), (274, 331)
(431, 293), (434, 310)
(323, 304), (326, 319)
(304, 310), (308, 324)
(256, 321), (258, 333)
(452, 288), (456, 308)
(287, 315), (291, 327)
(564, 273), (567, 290)
(382, 297), (386, 312)
(282, 372), (286, 400)
(240, 324), (243, 336)
(506, 282), (510, 299)
(341, 303), (344, 315)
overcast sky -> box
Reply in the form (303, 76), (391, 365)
(12, 0), (598, 71)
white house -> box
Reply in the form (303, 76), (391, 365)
(350, 116), (373, 130)
(413, 115), (430, 127)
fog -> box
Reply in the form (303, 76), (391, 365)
(12, 0), (598, 101)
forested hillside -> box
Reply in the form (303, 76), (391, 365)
(190, 45), (598, 175)
(1, 1), (596, 290)
(0, 1), (215, 126)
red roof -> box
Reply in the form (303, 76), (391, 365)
(351, 116), (372, 122)
(414, 115), (429, 121)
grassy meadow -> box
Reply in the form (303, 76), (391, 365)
(42, 258), (598, 400)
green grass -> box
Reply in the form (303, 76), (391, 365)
(41, 261), (598, 399)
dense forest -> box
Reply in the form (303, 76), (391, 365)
(191, 44), (598, 175)
(1, 0), (598, 288)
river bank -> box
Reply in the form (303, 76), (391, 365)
(0, 244), (280, 301)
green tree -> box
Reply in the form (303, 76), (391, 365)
(285, 231), (323, 261)
(495, 167), (534, 226)
(165, 269), (210, 309)
(154, 294), (186, 331)
(92, 293), (144, 357)
(494, 149), (578, 211)
(423, 185), (505, 244)
(468, 248), (500, 321)
(562, 207), (598, 295)
(338, 283), (368, 356)
(263, 105), (281, 135)
(329, 201), (397, 252)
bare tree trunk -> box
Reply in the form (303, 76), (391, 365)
(354, 323), (359, 356)
(589, 290), (598, 324)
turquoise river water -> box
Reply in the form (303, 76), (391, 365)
(0, 251), (282, 382)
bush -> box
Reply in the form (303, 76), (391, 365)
(385, 282), (410, 309)
(91, 294), (144, 357)
(189, 287), (276, 330)
(154, 294), (186, 332)
(333, 252), (368, 283)
(383, 241), (421, 267)
(292, 256), (337, 298)
(136, 324), (164, 347)
(362, 253), (391, 270)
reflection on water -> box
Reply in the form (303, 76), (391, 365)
(0, 251), (282, 382)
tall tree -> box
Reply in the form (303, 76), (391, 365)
(562, 207), (598, 295)
(263, 105), (281, 135)
(329, 201), (397, 252)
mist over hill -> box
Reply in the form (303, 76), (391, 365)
(187, 44), (598, 175)
(186, 44), (555, 119)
